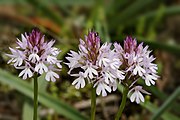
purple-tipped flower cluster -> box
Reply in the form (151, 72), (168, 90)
(114, 37), (159, 104)
(66, 31), (125, 96)
(66, 31), (159, 103)
(7, 28), (62, 81)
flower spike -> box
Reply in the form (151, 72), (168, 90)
(7, 28), (62, 82)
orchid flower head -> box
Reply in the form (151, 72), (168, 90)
(7, 28), (62, 82)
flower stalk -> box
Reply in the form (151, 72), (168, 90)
(115, 86), (129, 120)
(91, 85), (96, 120)
(33, 75), (38, 120)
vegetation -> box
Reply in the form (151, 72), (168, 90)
(0, 0), (179, 120)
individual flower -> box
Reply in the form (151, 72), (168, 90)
(66, 31), (125, 96)
(114, 36), (159, 104)
(7, 28), (62, 81)
(128, 86), (150, 104)
(71, 72), (86, 89)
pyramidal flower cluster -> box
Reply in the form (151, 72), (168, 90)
(7, 28), (62, 82)
(66, 31), (159, 103)
(66, 31), (125, 96)
(114, 36), (159, 104)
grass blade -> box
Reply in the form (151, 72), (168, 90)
(26, 0), (63, 26)
(123, 6), (180, 25)
(142, 101), (179, 120)
(111, 0), (155, 27)
(0, 69), (88, 120)
(151, 87), (180, 120)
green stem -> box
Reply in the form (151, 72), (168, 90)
(91, 86), (96, 120)
(115, 86), (129, 120)
(33, 75), (38, 120)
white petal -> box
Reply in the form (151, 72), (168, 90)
(102, 89), (107, 96)
(104, 84), (111, 93)
(89, 70), (94, 79)
(23, 72), (28, 79)
(47, 56), (57, 64)
(80, 78), (85, 88)
(145, 78), (151, 86)
(138, 91), (144, 102)
(96, 84), (102, 95)
(130, 92), (136, 102)
(51, 76), (56, 82)
(133, 67), (138, 75)
(112, 83), (117, 91)
(104, 75), (109, 84)
(19, 69), (26, 77)
(91, 67), (98, 75)
(150, 80), (155, 85)
(56, 63), (62, 68)
(136, 96), (140, 104)
(45, 73), (51, 81)
(72, 79), (78, 85)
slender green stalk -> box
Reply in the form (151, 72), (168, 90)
(33, 75), (38, 120)
(115, 86), (129, 120)
(91, 86), (96, 120)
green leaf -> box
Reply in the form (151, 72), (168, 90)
(142, 102), (179, 120)
(0, 69), (88, 120)
(22, 102), (40, 120)
(151, 87), (180, 120)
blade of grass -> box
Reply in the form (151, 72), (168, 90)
(142, 101), (179, 120)
(105, 0), (131, 15)
(26, 0), (63, 27)
(111, 0), (155, 26)
(90, 4), (110, 42)
(139, 39), (180, 56)
(0, 69), (88, 120)
(123, 6), (180, 26)
(52, 0), (94, 7)
(151, 87), (180, 120)
(0, 0), (94, 6)
(22, 101), (41, 120)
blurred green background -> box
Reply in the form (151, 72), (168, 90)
(0, 0), (180, 120)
